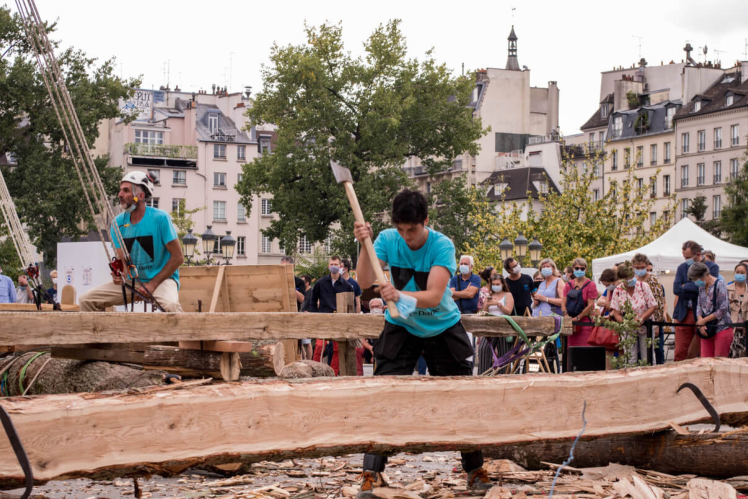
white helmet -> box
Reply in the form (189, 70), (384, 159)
(121, 171), (154, 199)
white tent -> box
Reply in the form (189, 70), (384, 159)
(592, 218), (748, 281)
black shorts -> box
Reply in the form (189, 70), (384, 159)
(373, 320), (473, 376)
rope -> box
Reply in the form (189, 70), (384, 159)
(18, 351), (48, 395)
(21, 356), (52, 396)
(549, 400), (587, 498)
(481, 315), (562, 375)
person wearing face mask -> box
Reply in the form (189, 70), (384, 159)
(632, 254), (666, 364)
(46, 270), (58, 304)
(728, 263), (748, 358)
(15, 275), (34, 304)
(476, 266), (497, 311)
(0, 266), (16, 304)
(478, 274), (516, 374)
(449, 255), (481, 315)
(673, 241), (720, 361)
(610, 263), (658, 363)
(504, 257), (534, 316)
(562, 258), (598, 349)
(688, 262), (732, 358)
(562, 266), (573, 283)
(596, 269), (619, 316)
(532, 258), (564, 318)
(645, 259), (668, 364)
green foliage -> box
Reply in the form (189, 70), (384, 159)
(0, 6), (141, 267)
(593, 299), (654, 368)
(626, 91), (639, 109)
(293, 246), (331, 282)
(719, 156), (748, 246)
(171, 200), (205, 265)
(0, 232), (22, 282)
(633, 112), (649, 135)
(687, 195), (707, 221)
(464, 147), (677, 273)
(237, 20), (486, 258)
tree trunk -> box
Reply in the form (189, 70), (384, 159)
(143, 343), (284, 378)
(0, 352), (165, 396)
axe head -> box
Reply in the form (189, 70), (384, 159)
(330, 160), (353, 184)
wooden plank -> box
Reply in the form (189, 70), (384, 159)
(0, 357), (747, 487)
(143, 344), (283, 378)
(0, 313), (570, 346)
(51, 347), (145, 364)
(0, 304), (79, 312)
(178, 341), (254, 353)
(222, 267), (231, 312)
(60, 285), (76, 305)
(209, 265), (226, 313)
(336, 292), (357, 377)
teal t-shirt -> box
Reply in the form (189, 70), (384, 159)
(110, 207), (180, 288)
(373, 228), (461, 338)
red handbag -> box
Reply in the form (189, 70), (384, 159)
(588, 325), (620, 349)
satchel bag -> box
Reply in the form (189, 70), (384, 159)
(588, 324), (620, 349)
(696, 284), (721, 340)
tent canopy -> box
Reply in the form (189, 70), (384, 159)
(592, 218), (748, 281)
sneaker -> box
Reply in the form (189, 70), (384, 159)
(356, 471), (387, 499)
(466, 467), (492, 491)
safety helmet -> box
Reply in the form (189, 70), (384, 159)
(121, 171), (154, 199)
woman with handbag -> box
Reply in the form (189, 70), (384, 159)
(562, 258), (598, 346)
(532, 258), (564, 317)
(728, 262), (747, 358)
(689, 262), (732, 358)
(478, 274), (515, 374)
(609, 264), (658, 363)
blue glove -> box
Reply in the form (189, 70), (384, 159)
(395, 292), (417, 319)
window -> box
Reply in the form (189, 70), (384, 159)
(624, 148), (630, 169)
(298, 235), (312, 254)
(681, 165), (689, 187)
(726, 94), (734, 106)
(213, 200), (226, 221)
(426, 182), (431, 194)
(208, 114), (218, 133)
(237, 203), (246, 222)
(146, 198), (159, 209)
(592, 164), (600, 178)
(681, 199), (690, 219)
(214, 144), (226, 159)
(146, 169), (160, 185)
(663, 211), (670, 223)
(173, 170), (186, 185)
(237, 173), (243, 183)
(611, 150), (618, 170)
(697, 163), (705, 185)
(261, 198), (272, 216)
(134, 130), (164, 144)
(325, 235), (333, 254)
(714, 161), (722, 184)
(237, 236), (246, 256)
(650, 212), (657, 227)
(666, 107), (675, 129)
(636, 146), (643, 167)
(697, 130), (706, 151)
(598, 131), (605, 144)
(612, 116), (623, 138)
(593, 189), (600, 201)
(713, 195), (722, 219)
(664, 175), (671, 195)
(650, 177), (657, 198)
(694, 101), (701, 112)
(172, 198), (184, 215)
(237, 145), (246, 160)
(664, 142), (671, 163)
(650, 144), (657, 165)
(589, 133), (595, 145)
(600, 104), (608, 119)
(732, 125), (740, 146)
(636, 178), (644, 194)
(714, 128), (722, 149)
(261, 236), (272, 254)
(259, 136), (272, 154)
(214, 172), (226, 187)
(731, 158), (740, 179)
(682, 133), (690, 153)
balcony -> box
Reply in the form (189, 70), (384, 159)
(664, 189), (670, 196)
(714, 174), (722, 184)
(713, 210), (721, 219)
(715, 140), (722, 149)
(650, 160), (657, 166)
(681, 178), (689, 187)
(126, 143), (198, 160)
(733, 138), (740, 146)
(697, 176), (705, 186)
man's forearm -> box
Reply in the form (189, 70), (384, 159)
(149, 256), (182, 288)
(355, 246), (375, 289)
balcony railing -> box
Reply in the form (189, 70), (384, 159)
(733, 137), (740, 146)
(714, 174), (722, 184)
(681, 178), (689, 187)
(713, 210), (721, 219)
(126, 143), (198, 160)
(697, 176), (705, 186)
(715, 140), (722, 149)
(664, 157), (671, 164)
(664, 189), (670, 196)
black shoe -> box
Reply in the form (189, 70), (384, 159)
(356, 471), (387, 499)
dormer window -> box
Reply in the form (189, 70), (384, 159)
(693, 101), (701, 112)
(208, 113), (219, 133)
(726, 94), (734, 106)
(600, 104), (608, 119)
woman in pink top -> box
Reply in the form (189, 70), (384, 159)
(609, 265), (658, 363)
(562, 257), (598, 347)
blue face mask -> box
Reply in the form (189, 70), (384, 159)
(736, 274), (747, 283)
(627, 277), (637, 287)
(634, 269), (647, 278)
(573, 270), (586, 278)
(491, 285), (502, 292)
(329, 265), (340, 275)
(694, 279), (706, 288)
(685, 258), (695, 266)
(459, 265), (470, 275)
(541, 268), (553, 277)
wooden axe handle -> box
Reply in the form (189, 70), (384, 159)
(343, 182), (400, 319)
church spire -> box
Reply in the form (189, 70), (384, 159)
(506, 25), (520, 70)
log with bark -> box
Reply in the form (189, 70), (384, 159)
(0, 357), (746, 488)
(484, 429), (748, 478)
(0, 352), (165, 396)
(143, 342), (285, 378)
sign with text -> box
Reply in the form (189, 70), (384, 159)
(119, 89), (153, 122)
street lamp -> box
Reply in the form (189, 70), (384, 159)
(499, 237), (513, 262)
(529, 237), (543, 267)
(201, 225), (217, 264)
(514, 233), (528, 263)
(182, 229), (198, 264)
(221, 231), (236, 265)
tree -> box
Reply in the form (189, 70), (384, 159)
(426, 176), (485, 260)
(237, 20), (486, 259)
(720, 157), (748, 246)
(464, 148), (678, 273)
(686, 195), (707, 222)
(0, 6), (140, 267)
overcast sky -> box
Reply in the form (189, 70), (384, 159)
(28, 0), (748, 135)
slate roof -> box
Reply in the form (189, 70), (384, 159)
(674, 74), (748, 121)
(580, 94), (613, 131)
(607, 100), (681, 142)
(195, 104), (253, 144)
(481, 167), (560, 202)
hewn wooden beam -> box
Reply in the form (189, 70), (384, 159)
(0, 313), (569, 346)
(0, 358), (746, 487)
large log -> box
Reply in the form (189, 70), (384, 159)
(0, 312), (570, 346)
(485, 430), (748, 478)
(0, 358), (746, 487)
(143, 343), (285, 378)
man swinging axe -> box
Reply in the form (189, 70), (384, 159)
(351, 189), (492, 497)
(79, 171), (184, 312)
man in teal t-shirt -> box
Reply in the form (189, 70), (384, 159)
(353, 190), (491, 497)
(79, 171), (184, 312)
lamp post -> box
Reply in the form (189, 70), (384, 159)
(181, 229), (198, 264)
(221, 231), (236, 265)
(499, 237), (513, 262)
(529, 237), (543, 267)
(201, 225), (217, 265)
(514, 232), (528, 264)
(499, 234), (543, 268)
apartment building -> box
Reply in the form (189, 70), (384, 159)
(674, 67), (748, 221)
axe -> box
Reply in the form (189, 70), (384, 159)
(331, 160), (400, 318)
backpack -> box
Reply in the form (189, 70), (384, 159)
(566, 280), (592, 317)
